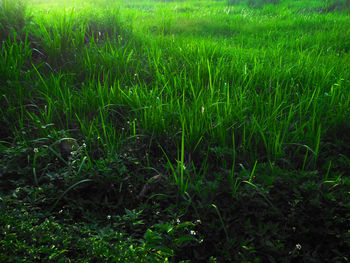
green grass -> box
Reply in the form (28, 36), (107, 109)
(1, 0), (349, 261)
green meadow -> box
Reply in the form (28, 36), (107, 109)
(1, 0), (349, 261)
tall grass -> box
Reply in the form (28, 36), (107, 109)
(1, 0), (349, 194)
(0, 0), (28, 40)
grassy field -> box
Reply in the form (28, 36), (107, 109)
(1, 0), (349, 261)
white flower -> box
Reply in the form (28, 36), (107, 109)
(33, 148), (39, 153)
(107, 215), (111, 220)
(295, 244), (302, 250)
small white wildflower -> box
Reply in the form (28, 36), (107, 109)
(295, 244), (302, 250)
(176, 219), (180, 224)
(70, 151), (77, 156)
(82, 143), (87, 148)
(190, 230), (197, 235)
(107, 215), (111, 220)
(33, 148), (39, 153)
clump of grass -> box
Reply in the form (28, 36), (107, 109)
(323, 0), (350, 11)
(0, 0), (29, 41)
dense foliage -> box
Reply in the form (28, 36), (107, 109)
(1, 0), (349, 262)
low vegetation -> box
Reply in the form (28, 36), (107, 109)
(1, 0), (349, 261)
